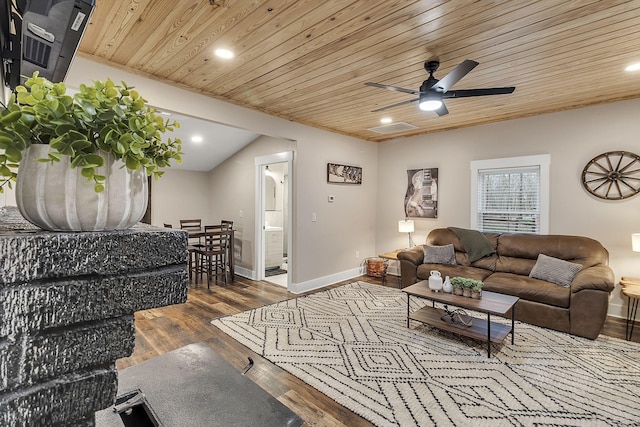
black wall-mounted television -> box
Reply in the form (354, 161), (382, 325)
(1, 0), (95, 90)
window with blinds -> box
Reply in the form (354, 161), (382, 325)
(477, 166), (540, 233)
(470, 154), (550, 235)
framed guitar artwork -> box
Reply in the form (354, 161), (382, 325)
(405, 168), (438, 218)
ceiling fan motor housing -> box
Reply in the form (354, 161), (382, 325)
(425, 60), (440, 74)
(420, 78), (440, 93)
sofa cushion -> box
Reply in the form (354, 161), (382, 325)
(417, 264), (492, 283)
(529, 254), (583, 287)
(483, 272), (571, 308)
(426, 228), (499, 267)
(423, 244), (456, 265)
(448, 227), (495, 262)
(495, 233), (609, 275)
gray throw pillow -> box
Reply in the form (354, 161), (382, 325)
(423, 244), (456, 265)
(529, 253), (583, 287)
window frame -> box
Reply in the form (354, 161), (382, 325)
(470, 154), (550, 234)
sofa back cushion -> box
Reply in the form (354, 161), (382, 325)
(426, 228), (499, 270)
(496, 233), (609, 275)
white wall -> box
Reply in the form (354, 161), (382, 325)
(377, 99), (640, 318)
(65, 56), (378, 292)
(151, 169), (212, 228)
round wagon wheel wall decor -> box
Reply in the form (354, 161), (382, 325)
(581, 151), (640, 200)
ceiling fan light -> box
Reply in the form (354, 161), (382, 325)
(418, 91), (443, 111)
(419, 99), (443, 111)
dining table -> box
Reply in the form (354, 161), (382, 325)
(188, 229), (235, 282)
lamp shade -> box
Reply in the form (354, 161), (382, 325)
(633, 233), (640, 252)
(398, 219), (415, 233)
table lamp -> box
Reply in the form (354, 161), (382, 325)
(398, 219), (415, 248)
(633, 233), (640, 252)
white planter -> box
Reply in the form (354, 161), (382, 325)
(15, 145), (148, 231)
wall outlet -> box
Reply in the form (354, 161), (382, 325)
(311, 213), (317, 222)
(355, 251), (360, 258)
(239, 210), (243, 218)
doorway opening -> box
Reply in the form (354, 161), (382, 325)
(255, 152), (293, 290)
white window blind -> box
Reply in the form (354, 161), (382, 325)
(476, 166), (541, 233)
(471, 155), (550, 234)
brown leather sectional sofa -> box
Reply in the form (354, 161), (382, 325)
(397, 228), (615, 339)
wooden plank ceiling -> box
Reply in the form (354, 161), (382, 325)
(78, 0), (640, 142)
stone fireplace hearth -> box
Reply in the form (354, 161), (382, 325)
(0, 207), (188, 426)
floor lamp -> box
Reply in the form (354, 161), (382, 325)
(398, 219), (415, 248)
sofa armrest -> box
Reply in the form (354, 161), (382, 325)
(397, 246), (424, 266)
(397, 246), (423, 288)
(570, 265), (615, 293)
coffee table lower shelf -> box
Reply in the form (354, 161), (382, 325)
(409, 306), (512, 345)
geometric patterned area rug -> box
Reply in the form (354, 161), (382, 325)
(211, 282), (640, 426)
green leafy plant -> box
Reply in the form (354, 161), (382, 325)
(0, 72), (182, 193)
(471, 281), (484, 292)
(450, 277), (483, 290)
(450, 278), (463, 289)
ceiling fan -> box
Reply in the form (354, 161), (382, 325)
(365, 59), (515, 116)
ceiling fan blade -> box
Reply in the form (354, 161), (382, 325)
(430, 59), (479, 92)
(365, 82), (419, 95)
(444, 87), (516, 98)
(371, 98), (419, 112)
(434, 103), (449, 116)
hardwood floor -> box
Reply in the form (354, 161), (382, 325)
(117, 275), (639, 427)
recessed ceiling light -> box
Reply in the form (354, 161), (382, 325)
(215, 48), (234, 59)
(380, 117), (392, 124)
(191, 136), (203, 143)
(625, 62), (640, 72)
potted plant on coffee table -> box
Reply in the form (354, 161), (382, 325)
(462, 280), (473, 297)
(0, 72), (183, 231)
(450, 277), (483, 298)
(450, 277), (465, 296)
(470, 281), (484, 299)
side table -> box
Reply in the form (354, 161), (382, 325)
(378, 249), (402, 288)
(620, 276), (640, 341)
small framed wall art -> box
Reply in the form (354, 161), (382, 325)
(327, 163), (362, 184)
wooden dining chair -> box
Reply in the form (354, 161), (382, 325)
(180, 219), (202, 232)
(195, 225), (228, 288)
(220, 220), (234, 280)
(180, 219), (203, 281)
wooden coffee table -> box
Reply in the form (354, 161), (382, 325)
(403, 280), (519, 357)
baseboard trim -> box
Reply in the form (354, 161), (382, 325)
(288, 267), (364, 294)
(607, 301), (625, 320)
(235, 266), (256, 281)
